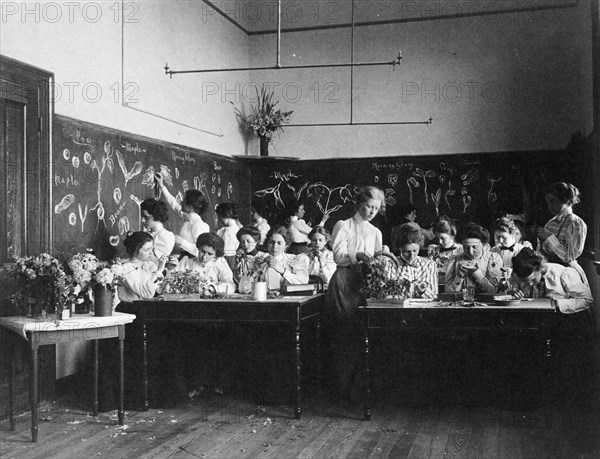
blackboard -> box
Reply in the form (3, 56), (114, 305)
(52, 115), (250, 260)
(245, 150), (580, 244)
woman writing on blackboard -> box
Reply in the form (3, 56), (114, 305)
(141, 198), (175, 264)
(535, 182), (587, 267)
(155, 173), (209, 262)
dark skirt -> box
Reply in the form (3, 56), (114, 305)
(324, 265), (366, 327)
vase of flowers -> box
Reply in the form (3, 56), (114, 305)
(91, 262), (124, 316)
(232, 84), (293, 157)
(64, 251), (100, 313)
(359, 252), (411, 301)
(8, 253), (70, 317)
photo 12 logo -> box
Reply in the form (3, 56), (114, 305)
(52, 81), (140, 104)
(201, 81), (340, 104)
(1, 2), (140, 24)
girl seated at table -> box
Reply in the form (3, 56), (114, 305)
(100, 231), (168, 411)
(235, 226), (267, 294)
(176, 232), (235, 294)
(445, 222), (503, 294)
(490, 216), (532, 269)
(253, 226), (309, 290)
(391, 222), (438, 299)
(118, 231), (168, 303)
(509, 248), (593, 313)
(308, 226), (336, 284)
(509, 247), (595, 406)
(433, 217), (463, 285)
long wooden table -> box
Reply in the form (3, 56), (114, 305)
(119, 293), (324, 419)
(358, 298), (557, 421)
(0, 312), (136, 442)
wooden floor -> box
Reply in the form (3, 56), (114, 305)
(1, 392), (599, 459)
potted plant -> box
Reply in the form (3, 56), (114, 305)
(232, 84), (293, 156)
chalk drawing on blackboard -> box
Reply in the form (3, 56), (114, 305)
(307, 183), (354, 220)
(439, 162), (456, 176)
(115, 149), (143, 187)
(113, 188), (122, 205)
(385, 188), (397, 207)
(84, 152), (91, 164)
(92, 202), (107, 230)
(211, 185), (216, 195)
(431, 189), (442, 216)
(413, 168), (436, 203)
(227, 183), (233, 199)
(78, 203), (89, 233)
(55, 194), (75, 213)
(109, 235), (120, 247)
(118, 217), (130, 235)
(68, 213), (77, 226)
(388, 174), (398, 187)
(460, 167), (479, 186)
(407, 177), (419, 204)
(182, 181), (189, 193)
(486, 174), (502, 208)
(461, 187), (472, 214)
(63, 149), (70, 160)
(255, 183), (284, 208)
(374, 176), (379, 183)
(287, 182), (308, 200)
(130, 194), (143, 230)
(218, 188), (222, 197)
(72, 157), (80, 168)
(175, 168), (180, 179)
(445, 181), (456, 209)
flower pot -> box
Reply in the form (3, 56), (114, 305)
(27, 297), (43, 318)
(93, 285), (114, 317)
(259, 136), (269, 157)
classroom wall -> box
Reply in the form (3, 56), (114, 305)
(246, 0), (594, 159)
(0, 0), (251, 157)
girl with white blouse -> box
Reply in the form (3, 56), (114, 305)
(117, 231), (168, 303)
(253, 226), (309, 290)
(307, 226), (336, 284)
(535, 182), (587, 267)
(176, 233), (235, 295)
(287, 202), (329, 254)
(141, 198), (175, 263)
(324, 186), (386, 401)
(156, 173), (209, 262)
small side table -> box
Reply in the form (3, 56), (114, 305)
(0, 312), (136, 442)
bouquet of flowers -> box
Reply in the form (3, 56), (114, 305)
(160, 270), (203, 295)
(232, 85), (293, 143)
(9, 253), (70, 316)
(92, 261), (125, 290)
(359, 252), (411, 300)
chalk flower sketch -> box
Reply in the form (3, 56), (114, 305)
(307, 182), (354, 220)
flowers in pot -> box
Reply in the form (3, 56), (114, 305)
(7, 253), (70, 317)
(90, 260), (125, 316)
(64, 250), (100, 313)
(232, 84), (293, 156)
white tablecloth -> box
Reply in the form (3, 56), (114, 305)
(0, 312), (136, 339)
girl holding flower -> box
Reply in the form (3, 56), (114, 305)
(253, 226), (309, 290)
(308, 226), (336, 284)
(117, 231), (168, 303)
(234, 226), (266, 294)
(392, 222), (438, 299)
(176, 232), (235, 295)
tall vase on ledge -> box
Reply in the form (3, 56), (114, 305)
(93, 284), (114, 317)
(259, 136), (269, 157)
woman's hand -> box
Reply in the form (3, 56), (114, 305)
(508, 288), (525, 299)
(155, 173), (164, 188)
(459, 262), (477, 277)
(356, 252), (373, 263)
(535, 227), (553, 241)
(174, 235), (186, 248)
(268, 257), (285, 273)
(157, 255), (168, 272)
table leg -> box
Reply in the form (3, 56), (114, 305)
(316, 317), (322, 397)
(142, 322), (149, 411)
(363, 324), (371, 421)
(93, 340), (99, 416)
(543, 335), (554, 429)
(9, 339), (15, 431)
(295, 322), (302, 420)
(118, 325), (125, 425)
(30, 340), (39, 442)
